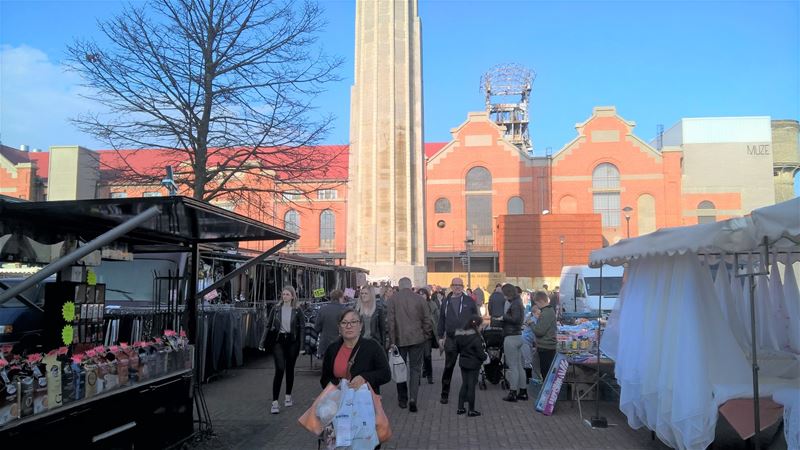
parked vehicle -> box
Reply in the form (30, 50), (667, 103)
(0, 277), (53, 353)
(559, 265), (624, 314)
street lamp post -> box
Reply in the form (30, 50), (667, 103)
(465, 231), (475, 289)
(559, 235), (565, 270)
(622, 206), (633, 239)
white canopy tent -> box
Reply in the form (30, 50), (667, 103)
(591, 198), (800, 450)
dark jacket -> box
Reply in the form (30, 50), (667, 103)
(359, 303), (387, 349)
(320, 337), (391, 393)
(387, 288), (433, 347)
(456, 330), (487, 370)
(488, 291), (505, 317)
(438, 293), (479, 339)
(501, 295), (524, 337)
(262, 304), (304, 346)
(533, 304), (557, 350)
(314, 302), (347, 358)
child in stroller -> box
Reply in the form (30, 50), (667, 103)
(478, 325), (508, 390)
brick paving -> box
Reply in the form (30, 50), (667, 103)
(190, 350), (670, 450)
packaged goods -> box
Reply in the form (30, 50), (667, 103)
(0, 360), (20, 426)
(72, 360), (85, 401)
(61, 360), (75, 404)
(18, 375), (33, 417)
(122, 344), (139, 383)
(44, 353), (62, 411)
(84, 364), (98, 399)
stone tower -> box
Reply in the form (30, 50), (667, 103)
(772, 119), (800, 203)
(346, 0), (427, 285)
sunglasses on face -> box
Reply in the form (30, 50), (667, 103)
(451, 284), (463, 287)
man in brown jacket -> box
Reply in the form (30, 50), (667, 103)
(387, 277), (433, 412)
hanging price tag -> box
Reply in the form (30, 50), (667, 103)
(62, 302), (75, 322)
(87, 269), (97, 286)
(61, 325), (74, 346)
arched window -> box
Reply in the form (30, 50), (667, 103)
(284, 209), (299, 251)
(637, 194), (656, 235)
(465, 167), (492, 248)
(284, 210), (299, 235)
(698, 201), (716, 224)
(592, 163), (620, 189)
(592, 163), (621, 227)
(465, 167), (492, 191)
(320, 210), (335, 250)
(507, 196), (524, 215)
(434, 198), (451, 214)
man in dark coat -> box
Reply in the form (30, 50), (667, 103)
(437, 277), (478, 404)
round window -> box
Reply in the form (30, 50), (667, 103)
(436, 220), (446, 229)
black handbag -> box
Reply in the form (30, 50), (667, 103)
(260, 309), (279, 351)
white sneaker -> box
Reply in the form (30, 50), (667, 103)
(271, 400), (280, 414)
(284, 395), (293, 407)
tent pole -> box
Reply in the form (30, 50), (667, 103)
(748, 272), (760, 448)
(591, 265), (607, 428)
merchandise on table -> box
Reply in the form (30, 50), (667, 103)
(0, 329), (193, 429)
(557, 319), (610, 362)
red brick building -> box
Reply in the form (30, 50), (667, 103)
(0, 145), (46, 201)
(6, 106), (780, 287)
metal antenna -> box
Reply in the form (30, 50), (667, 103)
(480, 64), (536, 152)
(161, 165), (178, 196)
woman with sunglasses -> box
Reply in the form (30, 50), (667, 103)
(320, 308), (391, 394)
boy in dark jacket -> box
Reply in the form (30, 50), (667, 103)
(455, 315), (488, 417)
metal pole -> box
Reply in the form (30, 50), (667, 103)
(188, 242), (199, 345)
(0, 206), (161, 304)
(466, 242), (472, 289)
(592, 265), (607, 427)
(748, 273), (760, 448)
(626, 217), (631, 239)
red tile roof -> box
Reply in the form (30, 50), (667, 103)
(23, 142), (449, 182)
(425, 142), (447, 158)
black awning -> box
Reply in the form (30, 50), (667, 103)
(0, 196), (297, 246)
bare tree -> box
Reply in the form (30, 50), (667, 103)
(67, 0), (344, 207)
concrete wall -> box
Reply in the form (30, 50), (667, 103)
(771, 119), (800, 203)
(48, 146), (99, 201)
(679, 117), (775, 216)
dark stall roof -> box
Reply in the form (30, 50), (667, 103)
(202, 247), (333, 271)
(0, 196), (298, 246)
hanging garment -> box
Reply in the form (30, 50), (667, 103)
(769, 256), (790, 352)
(756, 274), (781, 352)
(613, 253), (750, 450)
(730, 271), (751, 348)
(782, 258), (800, 354)
(714, 259), (749, 353)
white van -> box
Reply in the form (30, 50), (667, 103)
(559, 265), (625, 314)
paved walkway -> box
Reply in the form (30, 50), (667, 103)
(190, 350), (669, 450)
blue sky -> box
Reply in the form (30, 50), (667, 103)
(1, 0), (799, 191)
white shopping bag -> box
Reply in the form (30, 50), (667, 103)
(350, 385), (379, 450)
(334, 384), (355, 448)
(388, 347), (407, 383)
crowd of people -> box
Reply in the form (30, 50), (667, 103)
(260, 278), (559, 427)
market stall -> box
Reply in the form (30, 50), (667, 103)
(0, 196), (297, 447)
(591, 198), (800, 450)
